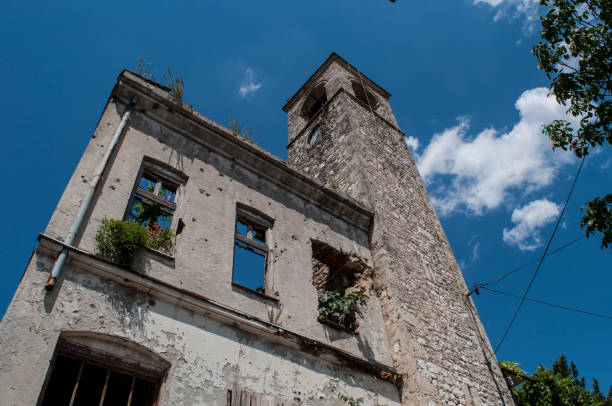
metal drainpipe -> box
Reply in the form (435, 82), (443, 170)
(45, 97), (138, 290)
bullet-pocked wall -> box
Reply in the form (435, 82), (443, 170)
(40, 77), (395, 363)
(0, 252), (400, 405)
(0, 69), (402, 405)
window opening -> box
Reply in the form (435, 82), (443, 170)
(301, 83), (327, 120)
(311, 240), (372, 331)
(308, 124), (326, 146)
(126, 167), (180, 254)
(233, 207), (273, 295)
(40, 354), (161, 406)
(351, 81), (377, 111)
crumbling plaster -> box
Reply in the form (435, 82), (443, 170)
(0, 254), (400, 405)
(39, 93), (392, 365)
(0, 70), (402, 403)
(0, 54), (514, 406)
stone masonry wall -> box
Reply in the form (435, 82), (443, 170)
(285, 60), (398, 144)
(288, 90), (514, 406)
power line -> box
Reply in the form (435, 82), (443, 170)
(494, 156), (586, 354)
(481, 287), (612, 320)
(469, 236), (584, 294)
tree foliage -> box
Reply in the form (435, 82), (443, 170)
(532, 0), (611, 248)
(510, 355), (612, 405)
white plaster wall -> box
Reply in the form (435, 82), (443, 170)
(0, 256), (400, 406)
(21, 92), (393, 373)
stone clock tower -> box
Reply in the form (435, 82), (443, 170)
(284, 53), (514, 405)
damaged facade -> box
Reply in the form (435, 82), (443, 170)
(0, 54), (513, 405)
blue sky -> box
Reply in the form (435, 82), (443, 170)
(1, 0), (610, 390)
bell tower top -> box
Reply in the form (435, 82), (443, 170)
(282, 53), (397, 144)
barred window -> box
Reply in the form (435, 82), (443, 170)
(38, 336), (166, 406)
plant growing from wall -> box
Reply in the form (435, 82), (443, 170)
(95, 218), (149, 268)
(267, 305), (283, 324)
(129, 186), (174, 254)
(228, 116), (257, 144)
(338, 394), (364, 405)
(318, 289), (367, 331)
(135, 56), (155, 80)
(131, 196), (168, 226)
(144, 223), (173, 253)
(164, 68), (184, 100)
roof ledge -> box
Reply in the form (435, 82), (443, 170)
(112, 70), (373, 233)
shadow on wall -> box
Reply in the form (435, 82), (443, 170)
(58, 268), (400, 402)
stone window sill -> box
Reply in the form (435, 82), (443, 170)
(317, 316), (358, 334)
(144, 246), (175, 263)
(232, 282), (279, 303)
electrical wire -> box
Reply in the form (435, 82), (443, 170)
(481, 287), (612, 320)
(470, 236), (584, 292)
(494, 156), (586, 353)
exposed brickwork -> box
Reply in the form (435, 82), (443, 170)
(288, 61), (514, 406)
(311, 241), (373, 298)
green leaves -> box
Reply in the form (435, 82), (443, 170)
(581, 194), (612, 248)
(511, 355), (612, 405)
(145, 224), (174, 253)
(164, 68), (184, 100)
(500, 360), (527, 376)
(95, 218), (174, 268)
(533, 0), (611, 249)
(338, 393), (364, 406)
(95, 218), (149, 268)
(131, 197), (171, 226)
(318, 289), (368, 330)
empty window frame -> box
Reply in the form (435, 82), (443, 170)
(232, 206), (273, 295)
(125, 159), (186, 254)
(39, 353), (161, 406)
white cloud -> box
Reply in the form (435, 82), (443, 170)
(502, 199), (560, 250)
(471, 241), (481, 262)
(415, 87), (575, 216)
(238, 68), (261, 98)
(405, 136), (419, 153)
(473, 0), (540, 33)
(475, 0), (504, 6)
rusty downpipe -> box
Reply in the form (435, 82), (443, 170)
(45, 97), (138, 290)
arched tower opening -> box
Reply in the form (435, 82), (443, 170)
(351, 80), (377, 110)
(300, 82), (327, 120)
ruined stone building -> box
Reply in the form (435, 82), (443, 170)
(0, 54), (513, 405)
